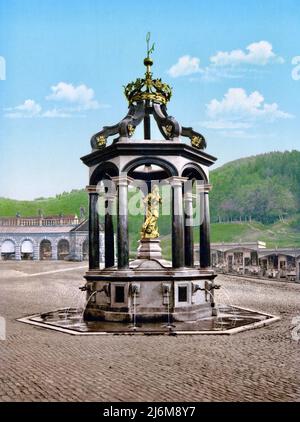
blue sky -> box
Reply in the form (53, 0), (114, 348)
(0, 0), (300, 200)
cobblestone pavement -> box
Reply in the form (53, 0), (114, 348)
(0, 261), (299, 402)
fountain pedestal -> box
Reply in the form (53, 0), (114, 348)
(137, 238), (162, 260)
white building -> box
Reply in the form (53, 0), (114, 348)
(0, 215), (104, 262)
(208, 241), (300, 283)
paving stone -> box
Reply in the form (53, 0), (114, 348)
(0, 261), (299, 401)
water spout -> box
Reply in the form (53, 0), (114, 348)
(166, 289), (172, 329)
(162, 285), (173, 331)
(129, 283), (140, 331)
(132, 291), (137, 331)
(83, 290), (97, 315)
(83, 286), (108, 318)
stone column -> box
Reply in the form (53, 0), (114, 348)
(86, 185), (99, 270)
(112, 176), (133, 269)
(15, 244), (21, 261)
(168, 177), (188, 268)
(52, 239), (58, 260)
(33, 241), (39, 260)
(104, 194), (115, 268)
(198, 184), (212, 269)
(184, 190), (194, 267)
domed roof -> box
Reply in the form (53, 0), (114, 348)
(90, 34), (207, 151)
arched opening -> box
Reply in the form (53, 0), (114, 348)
(123, 156), (178, 179)
(57, 239), (70, 260)
(1, 240), (16, 260)
(121, 157), (178, 262)
(181, 165), (209, 267)
(181, 164), (207, 183)
(40, 239), (52, 260)
(90, 161), (119, 186)
(21, 240), (34, 260)
(82, 239), (88, 260)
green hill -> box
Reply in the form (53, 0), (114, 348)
(210, 150), (300, 224)
(1, 150), (300, 251)
(0, 189), (88, 218)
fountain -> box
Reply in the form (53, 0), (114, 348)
(18, 35), (280, 335)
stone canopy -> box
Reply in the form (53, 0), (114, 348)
(80, 46), (218, 323)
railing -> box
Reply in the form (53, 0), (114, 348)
(0, 216), (80, 227)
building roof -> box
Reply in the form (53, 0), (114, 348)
(70, 219), (105, 232)
(210, 241), (266, 252)
(209, 242), (300, 258)
(0, 219), (103, 234)
(0, 215), (80, 228)
(71, 219), (89, 232)
(258, 248), (300, 258)
(0, 215), (77, 220)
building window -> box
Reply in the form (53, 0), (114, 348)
(178, 286), (188, 302)
(115, 286), (125, 303)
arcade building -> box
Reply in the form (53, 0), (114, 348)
(0, 215), (103, 262)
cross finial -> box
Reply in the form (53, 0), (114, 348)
(146, 32), (155, 59)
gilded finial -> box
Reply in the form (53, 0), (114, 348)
(124, 33), (172, 105)
(144, 32), (155, 72)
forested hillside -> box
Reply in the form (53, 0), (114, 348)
(210, 150), (300, 223)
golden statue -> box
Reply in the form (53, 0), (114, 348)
(140, 185), (162, 239)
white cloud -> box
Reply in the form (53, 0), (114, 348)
(200, 88), (293, 133)
(16, 99), (42, 114)
(218, 130), (257, 139)
(201, 120), (252, 130)
(46, 82), (100, 109)
(206, 88), (292, 121)
(168, 41), (283, 81)
(42, 108), (72, 118)
(167, 55), (202, 77)
(210, 41), (284, 66)
(4, 99), (42, 118)
(3, 81), (107, 118)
